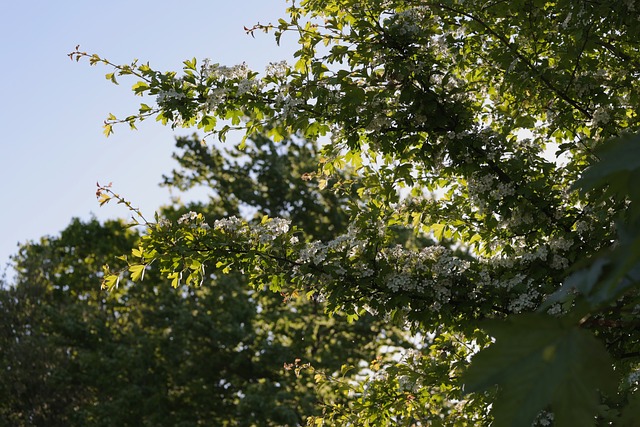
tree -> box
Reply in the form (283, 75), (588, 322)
(0, 136), (411, 426)
(70, 0), (640, 425)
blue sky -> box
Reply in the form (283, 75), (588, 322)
(0, 0), (296, 273)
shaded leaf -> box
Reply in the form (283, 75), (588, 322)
(463, 314), (617, 427)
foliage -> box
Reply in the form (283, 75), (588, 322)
(71, 0), (640, 425)
(0, 137), (412, 426)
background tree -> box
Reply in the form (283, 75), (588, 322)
(71, 0), (640, 425)
(1, 135), (412, 426)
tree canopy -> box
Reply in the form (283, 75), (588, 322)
(1, 135), (414, 426)
(66, 0), (640, 425)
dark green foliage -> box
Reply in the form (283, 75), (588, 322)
(463, 315), (617, 427)
(0, 136), (406, 426)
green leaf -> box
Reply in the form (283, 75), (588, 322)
(225, 109), (243, 126)
(576, 132), (640, 193)
(105, 72), (118, 84)
(102, 273), (120, 290)
(540, 258), (608, 310)
(167, 271), (181, 288)
(618, 392), (640, 427)
(430, 223), (446, 239)
(97, 193), (111, 206)
(267, 126), (285, 142)
(463, 314), (617, 427)
(575, 132), (640, 219)
(543, 223), (640, 310)
(129, 264), (146, 281)
(198, 115), (217, 132)
(132, 81), (149, 95)
(183, 57), (197, 70)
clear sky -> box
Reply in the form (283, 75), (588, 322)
(0, 0), (295, 274)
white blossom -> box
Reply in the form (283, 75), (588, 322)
(201, 59), (250, 80)
(508, 287), (540, 313)
(547, 304), (563, 316)
(235, 78), (255, 96)
(592, 107), (611, 126)
(213, 216), (243, 232)
(157, 218), (171, 228)
(265, 61), (289, 79)
(205, 87), (229, 110)
(157, 89), (186, 104)
(548, 236), (573, 251)
(178, 211), (198, 224)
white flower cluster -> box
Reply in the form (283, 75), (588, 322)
(507, 287), (540, 313)
(534, 411), (555, 427)
(550, 254), (569, 270)
(387, 273), (414, 292)
(212, 216), (290, 244)
(627, 369), (640, 386)
(213, 216), (243, 232)
(176, 211), (210, 229)
(378, 245), (467, 309)
(546, 303), (563, 316)
(573, 78), (594, 98)
(298, 240), (330, 264)
(490, 181), (516, 200)
(205, 87), (229, 111)
(387, 7), (429, 39)
(178, 211), (198, 224)
(398, 375), (420, 393)
(573, 220), (593, 235)
(281, 96), (304, 117)
(235, 78), (254, 96)
(560, 12), (573, 29)
(403, 348), (422, 364)
(484, 233), (573, 288)
(430, 36), (449, 56)
(478, 259), (551, 313)
(520, 245), (549, 263)
(432, 247), (471, 276)
(265, 61), (289, 79)
(467, 172), (493, 193)
(548, 235), (573, 251)
(201, 59), (250, 81)
(157, 217), (172, 229)
(195, 59), (259, 112)
(480, 272), (529, 290)
(253, 218), (291, 243)
(592, 106), (611, 126)
(204, 79), (259, 112)
(465, 171), (515, 213)
(297, 225), (368, 266)
(429, 282), (452, 311)
(503, 208), (535, 229)
(157, 89), (186, 105)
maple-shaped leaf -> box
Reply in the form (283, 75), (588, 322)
(462, 314), (617, 427)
